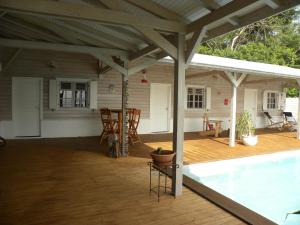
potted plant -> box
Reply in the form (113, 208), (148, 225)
(150, 147), (175, 166)
(236, 111), (258, 146)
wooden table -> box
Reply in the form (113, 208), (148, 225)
(207, 120), (223, 137)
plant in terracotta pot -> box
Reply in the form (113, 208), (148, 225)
(150, 147), (175, 166)
(236, 111), (257, 146)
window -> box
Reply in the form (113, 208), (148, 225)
(186, 87), (205, 109)
(267, 92), (277, 109)
(59, 81), (89, 108)
(263, 90), (286, 111)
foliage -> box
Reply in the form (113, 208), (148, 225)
(198, 9), (300, 68)
(236, 112), (255, 139)
(285, 87), (299, 97)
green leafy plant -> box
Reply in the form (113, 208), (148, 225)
(157, 147), (163, 154)
(236, 112), (255, 139)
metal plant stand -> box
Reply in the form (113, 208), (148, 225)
(148, 161), (179, 202)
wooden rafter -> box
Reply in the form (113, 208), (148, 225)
(14, 14), (84, 45)
(204, 0), (299, 42)
(185, 27), (207, 65)
(135, 26), (177, 59)
(124, 0), (183, 22)
(129, 45), (158, 62)
(52, 20), (137, 50)
(0, 0), (186, 33)
(200, 0), (220, 11)
(187, 0), (258, 33)
(0, 15), (64, 42)
(186, 70), (219, 80)
(262, 0), (280, 9)
(0, 38), (128, 57)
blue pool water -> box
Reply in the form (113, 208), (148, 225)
(183, 150), (300, 225)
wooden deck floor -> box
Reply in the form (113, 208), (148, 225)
(1, 130), (299, 225)
(0, 138), (245, 225)
(130, 129), (300, 164)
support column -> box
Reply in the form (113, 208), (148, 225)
(121, 69), (129, 156)
(229, 84), (237, 147)
(225, 72), (247, 147)
(172, 33), (185, 197)
(297, 80), (300, 139)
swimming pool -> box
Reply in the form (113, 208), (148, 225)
(183, 150), (300, 225)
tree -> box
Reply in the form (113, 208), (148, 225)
(198, 8), (300, 68)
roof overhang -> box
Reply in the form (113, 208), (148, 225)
(161, 54), (300, 80)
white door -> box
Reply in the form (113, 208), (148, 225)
(244, 88), (257, 126)
(150, 83), (170, 132)
(13, 77), (42, 137)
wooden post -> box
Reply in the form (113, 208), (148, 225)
(225, 72), (247, 147)
(229, 84), (237, 147)
(172, 33), (185, 197)
(121, 67), (129, 156)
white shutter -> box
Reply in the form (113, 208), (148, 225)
(89, 81), (98, 109)
(278, 92), (286, 110)
(263, 91), (268, 111)
(49, 79), (58, 110)
(206, 87), (211, 110)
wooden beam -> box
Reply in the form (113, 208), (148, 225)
(205, 1), (299, 42)
(236, 73), (247, 86)
(262, 0), (280, 9)
(14, 14), (84, 45)
(128, 57), (157, 76)
(187, 0), (258, 33)
(244, 78), (282, 84)
(135, 26), (177, 59)
(93, 54), (127, 74)
(200, 0), (220, 10)
(227, 17), (239, 26)
(185, 27), (207, 65)
(0, 38), (128, 57)
(172, 33), (185, 196)
(53, 20), (137, 50)
(186, 70), (218, 79)
(1, 15), (64, 43)
(225, 71), (247, 87)
(1, 48), (22, 74)
(0, 0), (186, 33)
(129, 45), (158, 62)
(125, 0), (183, 22)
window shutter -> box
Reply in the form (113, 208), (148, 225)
(206, 87), (211, 110)
(278, 92), (286, 110)
(263, 91), (268, 111)
(49, 79), (58, 110)
(89, 81), (98, 109)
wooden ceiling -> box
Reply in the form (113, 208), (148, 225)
(0, 0), (299, 75)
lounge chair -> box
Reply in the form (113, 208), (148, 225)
(283, 112), (297, 131)
(264, 112), (284, 130)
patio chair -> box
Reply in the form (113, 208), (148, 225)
(263, 112), (284, 130)
(127, 108), (141, 144)
(99, 108), (118, 144)
(203, 113), (214, 131)
(283, 112), (297, 131)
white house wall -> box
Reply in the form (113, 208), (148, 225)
(0, 49), (290, 138)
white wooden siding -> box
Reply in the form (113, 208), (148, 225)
(0, 48), (292, 124)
